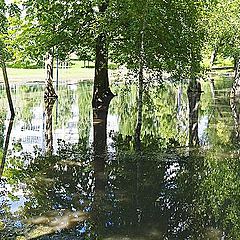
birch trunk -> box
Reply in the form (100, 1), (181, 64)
(231, 58), (240, 97)
(44, 50), (57, 99)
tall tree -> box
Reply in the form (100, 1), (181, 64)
(0, 0), (15, 117)
(108, 0), (207, 147)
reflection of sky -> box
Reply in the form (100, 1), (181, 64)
(0, 184), (28, 213)
(199, 115), (209, 145)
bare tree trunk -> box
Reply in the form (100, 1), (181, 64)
(0, 57), (15, 117)
(92, 1), (114, 109)
(44, 50), (58, 99)
(231, 58), (240, 98)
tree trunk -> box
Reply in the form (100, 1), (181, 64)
(210, 48), (217, 69)
(0, 57), (15, 117)
(44, 50), (58, 99)
(187, 79), (202, 146)
(92, 1), (114, 109)
(231, 58), (240, 97)
(230, 58), (240, 141)
(44, 97), (56, 155)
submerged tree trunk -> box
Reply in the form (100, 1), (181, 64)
(0, 57), (15, 116)
(187, 79), (202, 146)
(92, 1), (114, 109)
(44, 50), (58, 99)
(44, 97), (56, 155)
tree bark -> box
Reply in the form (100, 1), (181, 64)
(92, 1), (114, 109)
(44, 50), (58, 99)
(187, 79), (202, 146)
(231, 58), (240, 97)
(0, 57), (15, 117)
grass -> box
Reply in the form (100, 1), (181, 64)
(0, 61), (97, 84)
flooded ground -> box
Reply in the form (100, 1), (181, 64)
(0, 74), (240, 239)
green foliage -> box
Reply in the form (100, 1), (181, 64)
(206, 0), (240, 60)
(108, 0), (208, 80)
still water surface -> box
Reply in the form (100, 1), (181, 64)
(0, 76), (239, 239)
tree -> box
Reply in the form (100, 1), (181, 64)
(108, 0), (207, 148)
(0, 0), (15, 117)
(205, 0), (240, 96)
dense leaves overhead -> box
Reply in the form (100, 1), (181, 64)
(8, 0), (209, 79)
(206, 0), (240, 59)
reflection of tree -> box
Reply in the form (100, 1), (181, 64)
(230, 95), (240, 141)
(110, 84), (188, 148)
(91, 106), (109, 234)
(0, 116), (14, 178)
(44, 97), (56, 154)
(77, 83), (92, 142)
(187, 81), (201, 146)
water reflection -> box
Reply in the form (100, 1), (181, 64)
(0, 115), (14, 178)
(187, 81), (201, 146)
(44, 97), (56, 154)
(0, 77), (240, 239)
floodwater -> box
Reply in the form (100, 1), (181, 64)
(0, 74), (240, 239)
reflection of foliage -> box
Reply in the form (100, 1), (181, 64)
(77, 82), (92, 142)
(15, 85), (44, 124)
(1, 131), (240, 239)
(2, 140), (94, 239)
(202, 76), (235, 145)
(196, 144), (240, 239)
(54, 85), (74, 128)
(110, 83), (188, 146)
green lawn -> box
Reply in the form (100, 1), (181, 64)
(0, 61), (98, 84)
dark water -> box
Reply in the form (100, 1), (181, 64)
(0, 76), (240, 239)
